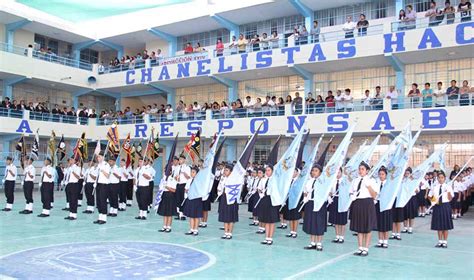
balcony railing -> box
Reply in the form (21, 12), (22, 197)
(391, 11), (472, 32)
(28, 111), (90, 125)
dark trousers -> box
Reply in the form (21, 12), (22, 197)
(119, 181), (128, 204)
(23, 181), (34, 204)
(176, 183), (186, 212)
(84, 182), (95, 206)
(136, 186), (149, 211)
(97, 183), (110, 214)
(148, 181), (154, 206)
(40, 182), (54, 210)
(109, 184), (119, 209)
(126, 179), (134, 201)
(78, 179), (84, 201)
(68, 183), (80, 214)
(65, 184), (71, 204)
(4, 180), (15, 204)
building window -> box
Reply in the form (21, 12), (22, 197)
(80, 48), (99, 64)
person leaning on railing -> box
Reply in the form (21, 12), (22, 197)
(459, 80), (473, 106)
(443, 1), (456, 24)
(446, 79), (460, 106)
(407, 83), (422, 108)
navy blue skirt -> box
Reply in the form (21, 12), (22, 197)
(258, 195), (280, 223)
(350, 198), (377, 234)
(403, 196), (418, 219)
(392, 199), (405, 223)
(328, 196), (348, 225)
(450, 193), (461, 209)
(218, 193), (239, 223)
(209, 179), (219, 202)
(183, 197), (203, 218)
(431, 203), (454, 231)
(157, 191), (177, 217)
(375, 202), (393, 232)
(202, 197), (211, 211)
(282, 198), (302, 221)
(417, 189), (427, 207)
(303, 201), (327, 235)
(248, 192), (259, 213)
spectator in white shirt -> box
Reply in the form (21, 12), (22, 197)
(243, 96), (255, 115)
(362, 90), (372, 111)
(385, 85), (399, 109)
(335, 90), (345, 112)
(261, 33), (269, 50)
(433, 81), (447, 107)
(404, 5), (417, 29)
(343, 88), (354, 111)
(228, 36), (238, 55)
(270, 31), (280, 49)
(343, 16), (356, 38)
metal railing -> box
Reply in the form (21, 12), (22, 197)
(391, 11), (472, 32)
(0, 108), (24, 118)
(28, 111), (90, 125)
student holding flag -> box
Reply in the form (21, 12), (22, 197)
(350, 162), (379, 257)
(135, 158), (153, 220)
(246, 169), (259, 226)
(94, 152), (111, 225)
(64, 157), (81, 220)
(217, 164), (238, 240)
(119, 159), (129, 211)
(175, 154), (191, 220)
(251, 168), (265, 228)
(281, 168), (302, 238)
(329, 168), (349, 244)
(375, 166), (392, 248)
(83, 159), (98, 214)
(183, 166), (202, 236)
(38, 158), (54, 217)
(2, 156), (17, 212)
(428, 170), (454, 248)
(258, 165), (280, 245)
(20, 156), (35, 215)
(401, 168), (419, 234)
(108, 155), (121, 217)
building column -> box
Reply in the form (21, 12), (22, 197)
(210, 76), (238, 102)
(72, 40), (96, 63)
(147, 28), (177, 57)
(149, 84), (176, 107)
(5, 19), (31, 52)
(289, 65), (314, 114)
(385, 54), (405, 109)
(210, 14), (240, 43)
(395, 0), (405, 14)
(289, 0), (314, 32)
(3, 77), (29, 100)
(99, 40), (124, 60)
(225, 139), (237, 162)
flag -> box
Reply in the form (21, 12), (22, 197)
(296, 130), (310, 169)
(379, 128), (422, 211)
(188, 131), (223, 200)
(317, 137), (333, 167)
(48, 131), (56, 166)
(266, 135), (282, 166)
(151, 130), (161, 160)
(31, 129), (39, 160)
(56, 134), (66, 161)
(268, 129), (305, 206)
(360, 134), (381, 164)
(153, 134), (179, 211)
(136, 142), (143, 160)
(225, 125), (261, 205)
(396, 143), (447, 208)
(106, 123), (120, 156)
(130, 143), (137, 166)
(184, 129), (201, 163)
(16, 135), (26, 169)
(94, 139), (101, 156)
(313, 123), (355, 212)
(145, 127), (155, 160)
(288, 135), (323, 210)
(121, 133), (132, 167)
(73, 132), (88, 161)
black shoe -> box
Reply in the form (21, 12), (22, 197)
(219, 227), (225, 230)
(185, 231), (194, 235)
(353, 250), (363, 256)
(141, 217), (146, 220)
(180, 217), (186, 221)
(107, 213), (113, 216)
(249, 222), (258, 226)
(198, 224), (207, 228)
(389, 235), (396, 240)
(19, 210), (28, 214)
(256, 230), (265, 234)
(395, 236), (402, 240)
(441, 243), (447, 248)
(165, 228), (171, 233)
(158, 228), (167, 232)
(93, 220), (100, 224)
(338, 239), (345, 244)
(221, 235), (228, 239)
(62, 208), (69, 211)
(266, 240), (273, 245)
(375, 243), (384, 248)
(37, 213), (49, 217)
(98, 220), (106, 225)
(360, 251), (368, 257)
(126, 204), (132, 207)
(2, 208), (11, 211)
(331, 239), (340, 243)
(401, 229), (408, 233)
(292, 233), (297, 238)
(316, 245), (323, 251)
(286, 233), (294, 238)
(277, 224), (287, 229)
(226, 235), (232, 239)
(260, 240), (268, 245)
(174, 216), (180, 220)
(193, 231), (199, 236)
(352, 232), (358, 236)
(135, 216), (142, 220)
(118, 208), (125, 211)
(249, 217), (253, 219)
(64, 216), (76, 220)
(82, 210), (90, 214)
(304, 244), (316, 250)
(111, 213), (117, 217)
(382, 244), (388, 248)
(435, 243), (443, 248)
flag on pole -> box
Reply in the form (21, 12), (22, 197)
(130, 143), (136, 166)
(151, 130), (161, 160)
(48, 131), (56, 166)
(266, 135), (282, 166)
(188, 131), (223, 200)
(164, 134), (179, 178)
(106, 123), (120, 156)
(268, 129), (305, 206)
(16, 135), (26, 169)
(56, 134), (66, 161)
(94, 139), (101, 156)
(31, 129), (40, 160)
(313, 123), (356, 212)
(396, 143), (447, 208)
(296, 131), (310, 169)
(136, 142), (143, 160)
(225, 125), (261, 205)
(360, 134), (381, 164)
(145, 127), (155, 160)
(317, 137), (333, 167)
(153, 134), (179, 211)
(288, 135), (323, 210)
(379, 127), (422, 211)
(122, 133), (132, 167)
(73, 132), (88, 161)
(184, 129), (201, 163)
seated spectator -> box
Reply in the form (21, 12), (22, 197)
(386, 85), (399, 109)
(459, 80), (472, 106)
(446, 79), (460, 106)
(335, 90), (345, 112)
(216, 38), (224, 57)
(356, 14), (369, 36)
(237, 34), (248, 54)
(433, 81), (446, 107)
(325, 91), (335, 113)
(343, 16), (356, 38)
(443, 1), (456, 24)
(421, 82), (433, 108)
(184, 43), (193, 54)
(343, 88), (354, 112)
(407, 83), (422, 108)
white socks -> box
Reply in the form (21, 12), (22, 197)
(6, 203), (12, 209)
(42, 209), (50, 215)
(359, 247), (368, 252)
(86, 206), (94, 211)
(383, 240), (388, 244)
(99, 214), (107, 221)
(310, 242), (316, 246)
(25, 203), (33, 210)
(336, 235), (344, 240)
(69, 212), (77, 218)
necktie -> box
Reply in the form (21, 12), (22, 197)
(311, 179), (317, 199)
(380, 182), (383, 191)
(336, 180), (339, 192)
(356, 178), (363, 193)
(439, 184), (443, 204)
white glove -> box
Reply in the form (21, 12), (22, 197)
(2, 179), (5, 184)
(93, 183), (97, 188)
(21, 181), (24, 187)
(39, 182), (42, 188)
(134, 185), (137, 192)
(327, 197), (333, 205)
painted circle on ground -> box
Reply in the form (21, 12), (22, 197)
(0, 241), (214, 279)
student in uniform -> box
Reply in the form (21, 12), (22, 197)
(175, 155), (191, 220)
(119, 159), (128, 211)
(147, 158), (156, 212)
(248, 169), (260, 226)
(217, 164), (239, 240)
(38, 158), (54, 217)
(210, 162), (223, 202)
(158, 173), (178, 233)
(402, 168), (418, 234)
(255, 168), (267, 233)
(108, 156), (121, 217)
(94, 152), (111, 224)
(135, 158), (152, 220)
(391, 182), (405, 240)
(183, 167), (202, 236)
(20, 156), (36, 214)
(65, 157), (81, 220)
(200, 166), (214, 228)
(417, 173), (429, 217)
(2, 156), (17, 211)
(375, 166), (392, 248)
(451, 173), (463, 219)
(83, 159), (97, 214)
(303, 164), (328, 251)
(350, 161), (379, 257)
(258, 165), (280, 245)
(77, 160), (85, 207)
(61, 161), (71, 211)
(282, 168), (302, 238)
(428, 170), (454, 248)
(126, 162), (134, 207)
(329, 168), (348, 244)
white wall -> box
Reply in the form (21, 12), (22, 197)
(121, 94), (166, 111)
(13, 29), (35, 48)
(145, 39), (169, 56)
